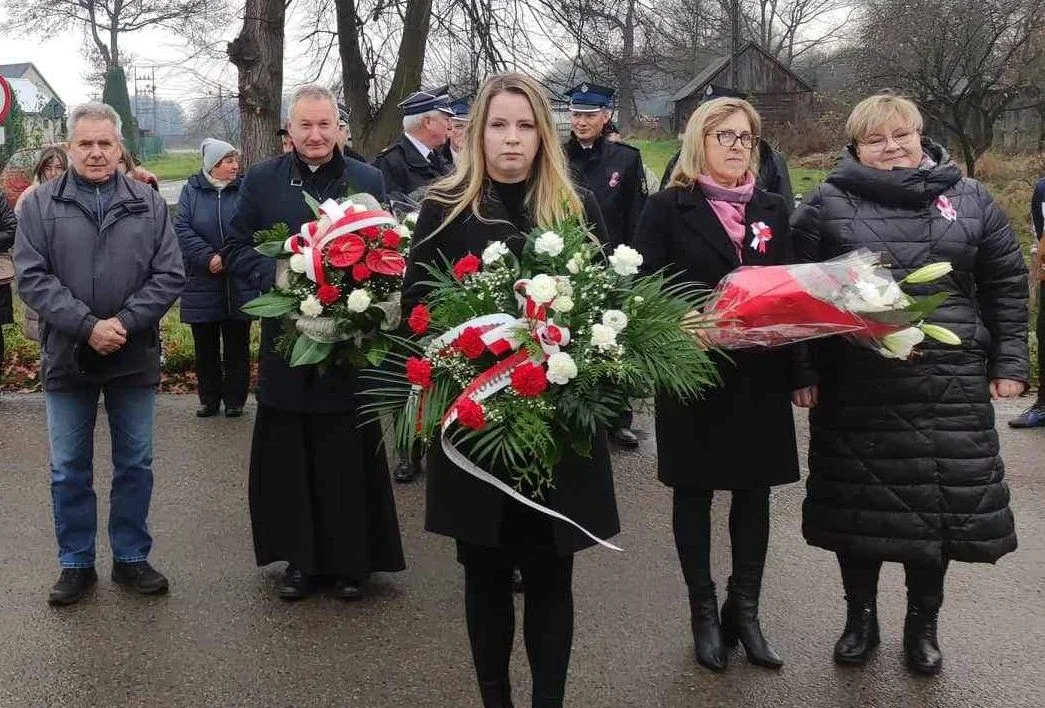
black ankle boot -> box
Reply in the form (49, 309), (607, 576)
(478, 680), (513, 708)
(721, 577), (783, 669)
(834, 596), (880, 665)
(688, 585), (728, 672)
(903, 595), (943, 675)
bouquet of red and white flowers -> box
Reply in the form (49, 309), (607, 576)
(242, 193), (415, 367)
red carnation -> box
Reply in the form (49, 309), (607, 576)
(456, 398), (486, 430)
(511, 362), (548, 397)
(405, 357), (433, 389)
(407, 304), (431, 335)
(359, 225), (383, 241)
(317, 283), (341, 305)
(352, 263), (372, 282)
(455, 327), (486, 359)
(453, 253), (482, 280)
(381, 229), (402, 249)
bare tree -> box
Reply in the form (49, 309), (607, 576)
(740, 0), (855, 65)
(228, 0), (286, 169)
(859, 0), (1045, 175)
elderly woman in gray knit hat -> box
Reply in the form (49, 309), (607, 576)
(174, 139), (257, 417)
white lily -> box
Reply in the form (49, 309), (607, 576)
(878, 327), (925, 359)
(904, 262), (953, 284)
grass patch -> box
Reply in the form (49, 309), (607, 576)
(790, 167), (828, 201)
(142, 152), (200, 181)
(634, 139), (680, 181)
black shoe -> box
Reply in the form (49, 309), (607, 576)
(224, 405), (244, 418)
(48, 567), (98, 606)
(689, 586), (728, 672)
(721, 577), (783, 669)
(834, 596), (880, 665)
(112, 561), (169, 595)
(196, 403), (220, 418)
(334, 577), (364, 601)
(1009, 403), (1045, 428)
(611, 427), (639, 448)
(511, 567), (524, 594)
(278, 565), (312, 600)
(393, 459), (420, 483)
(903, 595), (943, 675)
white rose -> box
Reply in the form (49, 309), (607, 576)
(394, 224), (411, 240)
(590, 323), (618, 350)
(551, 295), (575, 313)
(482, 241), (511, 265)
(289, 253), (307, 274)
(879, 327), (925, 359)
(534, 231), (565, 257)
(526, 274), (559, 304)
(546, 352), (578, 385)
(602, 309), (628, 332)
(555, 276), (573, 296)
(565, 252), (584, 275)
(346, 288), (372, 313)
(609, 245), (644, 276)
(299, 295), (323, 318)
(405, 212), (420, 227)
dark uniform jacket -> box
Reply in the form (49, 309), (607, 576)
(223, 150), (386, 413)
(0, 193), (15, 325)
(565, 134), (647, 247)
(661, 144), (794, 207)
(634, 185), (804, 490)
(792, 141), (1026, 565)
(372, 134), (449, 204)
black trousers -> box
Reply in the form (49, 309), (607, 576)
(672, 486), (771, 592)
(1036, 286), (1045, 402)
(836, 553), (948, 598)
(0, 325), (5, 385)
(190, 321), (251, 408)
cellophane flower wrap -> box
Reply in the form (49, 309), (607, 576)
(242, 192), (416, 367)
(363, 217), (718, 500)
(700, 249), (960, 359)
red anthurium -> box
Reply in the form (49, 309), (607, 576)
(327, 234), (366, 268)
(366, 248), (407, 276)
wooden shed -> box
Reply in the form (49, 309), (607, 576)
(672, 42), (814, 133)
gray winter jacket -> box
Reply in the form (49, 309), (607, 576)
(14, 170), (186, 391)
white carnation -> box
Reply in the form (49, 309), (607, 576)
(590, 323), (618, 350)
(346, 288), (372, 313)
(602, 309), (628, 332)
(546, 352), (578, 385)
(526, 274), (559, 304)
(555, 277), (574, 296)
(608, 244), (644, 276)
(565, 252), (584, 275)
(289, 254), (307, 274)
(299, 295), (323, 318)
(482, 241), (511, 265)
(404, 212), (420, 227)
(535, 231), (565, 257)
(394, 224), (411, 240)
(551, 295), (575, 313)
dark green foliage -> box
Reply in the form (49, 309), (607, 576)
(101, 67), (138, 155)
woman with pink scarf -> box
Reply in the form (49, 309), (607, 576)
(633, 98), (809, 673)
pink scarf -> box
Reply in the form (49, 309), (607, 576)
(697, 173), (755, 260)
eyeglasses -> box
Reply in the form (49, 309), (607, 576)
(859, 129), (919, 151)
(709, 130), (760, 149)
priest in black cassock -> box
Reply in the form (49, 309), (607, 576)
(224, 84), (405, 601)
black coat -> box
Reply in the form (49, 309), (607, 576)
(634, 185), (804, 490)
(660, 144), (794, 207)
(174, 173), (257, 323)
(565, 135), (647, 247)
(402, 184), (621, 554)
(792, 142), (1027, 565)
(223, 150), (387, 413)
(0, 193), (15, 325)
(372, 134), (449, 204)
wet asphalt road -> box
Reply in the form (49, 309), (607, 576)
(0, 394), (1043, 708)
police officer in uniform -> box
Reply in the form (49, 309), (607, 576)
(564, 82), (647, 449)
(440, 97), (469, 168)
(337, 105), (367, 163)
(372, 86), (455, 205)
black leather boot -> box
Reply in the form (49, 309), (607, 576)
(478, 680), (513, 708)
(721, 577), (783, 669)
(688, 585), (728, 672)
(834, 596), (880, 665)
(903, 594), (943, 675)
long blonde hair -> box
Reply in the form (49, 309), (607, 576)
(668, 98), (762, 189)
(424, 73), (584, 237)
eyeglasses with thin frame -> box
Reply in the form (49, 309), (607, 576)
(859, 129), (919, 152)
(708, 130), (760, 150)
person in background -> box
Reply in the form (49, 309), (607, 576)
(276, 127), (294, 154)
(1009, 175), (1045, 427)
(175, 139), (255, 419)
(337, 106), (367, 163)
(14, 146), (69, 214)
(602, 120), (622, 142)
(372, 85), (455, 204)
(0, 193), (15, 391)
(440, 96), (470, 167)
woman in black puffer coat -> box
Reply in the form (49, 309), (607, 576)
(790, 94), (1028, 676)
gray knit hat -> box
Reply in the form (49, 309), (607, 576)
(201, 138), (237, 173)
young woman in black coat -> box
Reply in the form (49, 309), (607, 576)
(402, 73), (620, 708)
(633, 98), (808, 673)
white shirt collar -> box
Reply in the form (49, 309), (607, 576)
(405, 132), (432, 159)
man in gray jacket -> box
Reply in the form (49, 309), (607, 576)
(15, 102), (185, 606)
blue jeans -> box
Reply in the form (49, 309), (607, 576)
(45, 385), (157, 568)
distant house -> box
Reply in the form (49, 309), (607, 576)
(0, 62), (67, 145)
(671, 42), (814, 133)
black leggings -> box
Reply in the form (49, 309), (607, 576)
(836, 553), (948, 598)
(672, 487), (771, 592)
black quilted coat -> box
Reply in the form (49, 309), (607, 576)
(791, 141), (1028, 565)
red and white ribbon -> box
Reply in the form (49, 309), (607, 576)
(750, 221), (773, 253)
